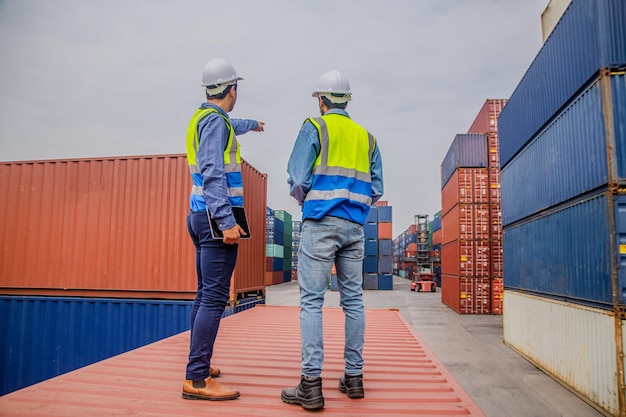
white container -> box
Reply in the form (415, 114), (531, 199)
(503, 290), (625, 416)
(541, 0), (572, 42)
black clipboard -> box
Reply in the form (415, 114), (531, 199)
(207, 206), (251, 240)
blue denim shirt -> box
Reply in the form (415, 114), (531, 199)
(287, 109), (384, 210)
(195, 102), (258, 230)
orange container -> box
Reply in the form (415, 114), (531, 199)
(432, 229), (442, 246)
(491, 277), (503, 315)
(441, 274), (460, 313)
(441, 168), (489, 216)
(441, 239), (490, 278)
(441, 203), (490, 244)
(467, 98), (507, 135)
(0, 154), (267, 301)
(442, 275), (492, 314)
(378, 222), (392, 239)
(490, 240), (503, 278)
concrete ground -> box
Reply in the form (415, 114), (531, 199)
(265, 275), (605, 417)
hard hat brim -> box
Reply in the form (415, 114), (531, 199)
(313, 92), (352, 103)
(201, 76), (244, 88)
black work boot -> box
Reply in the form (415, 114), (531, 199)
(339, 374), (364, 398)
(281, 376), (324, 410)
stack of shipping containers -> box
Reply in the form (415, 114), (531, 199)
(360, 202), (394, 290)
(275, 210), (292, 283)
(265, 207), (284, 285)
(291, 220), (302, 280)
(498, 0), (626, 414)
(440, 134), (492, 314)
(393, 224), (417, 280)
(265, 208), (293, 285)
(467, 98), (507, 314)
(429, 212), (442, 287)
(0, 154), (267, 396)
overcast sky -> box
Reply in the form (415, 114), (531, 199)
(0, 0), (548, 238)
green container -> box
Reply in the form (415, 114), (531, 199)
(266, 244), (284, 258)
(274, 210), (292, 225)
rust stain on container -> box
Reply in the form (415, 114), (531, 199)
(0, 306), (485, 416)
(0, 154), (267, 300)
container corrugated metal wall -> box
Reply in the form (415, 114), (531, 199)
(0, 294), (265, 396)
(498, 0), (626, 168)
(503, 191), (620, 308)
(0, 296), (191, 396)
(467, 99), (507, 135)
(440, 134), (487, 188)
(0, 155), (267, 300)
(502, 72), (625, 226)
(503, 290), (622, 416)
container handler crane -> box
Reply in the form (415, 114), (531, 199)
(410, 214), (437, 292)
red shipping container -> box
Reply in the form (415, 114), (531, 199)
(432, 229), (442, 246)
(441, 168), (489, 216)
(441, 274), (460, 313)
(264, 271), (283, 286)
(375, 200), (388, 207)
(468, 100), (506, 170)
(467, 99), (507, 135)
(378, 222), (392, 239)
(491, 240), (503, 278)
(0, 155), (267, 301)
(490, 206), (503, 241)
(442, 275), (492, 314)
(441, 239), (490, 278)
(491, 277), (503, 315)
(442, 203), (490, 243)
(459, 278), (491, 314)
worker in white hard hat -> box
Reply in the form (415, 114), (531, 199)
(282, 70), (384, 410)
(182, 58), (264, 401)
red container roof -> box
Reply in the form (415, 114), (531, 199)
(0, 306), (485, 416)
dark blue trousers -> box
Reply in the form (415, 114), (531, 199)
(185, 211), (238, 380)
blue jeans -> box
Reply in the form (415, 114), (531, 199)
(298, 216), (365, 378)
(185, 211), (238, 381)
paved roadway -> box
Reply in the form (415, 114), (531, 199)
(265, 275), (605, 417)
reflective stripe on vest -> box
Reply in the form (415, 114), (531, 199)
(185, 107), (243, 210)
(303, 114), (375, 223)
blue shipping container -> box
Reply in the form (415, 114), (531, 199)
(441, 134), (488, 188)
(364, 222), (378, 239)
(378, 256), (393, 274)
(503, 191), (626, 309)
(431, 216), (442, 232)
(377, 206), (392, 223)
(501, 71), (626, 225)
(378, 274), (393, 290)
(364, 239), (378, 256)
(379, 239), (393, 256)
(363, 273), (378, 290)
(0, 297), (190, 396)
(366, 206), (378, 223)
(363, 256), (378, 273)
(498, 0), (626, 168)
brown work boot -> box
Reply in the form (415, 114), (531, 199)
(209, 366), (221, 378)
(182, 377), (240, 401)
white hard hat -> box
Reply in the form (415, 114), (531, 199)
(201, 58), (243, 95)
(312, 70), (352, 103)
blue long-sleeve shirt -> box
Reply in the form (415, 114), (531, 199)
(195, 102), (258, 230)
(287, 109), (384, 211)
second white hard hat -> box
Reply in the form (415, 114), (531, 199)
(311, 70), (352, 103)
(201, 58), (243, 95)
